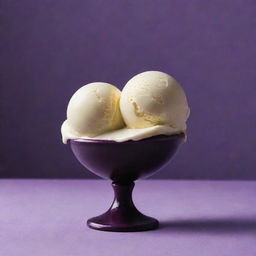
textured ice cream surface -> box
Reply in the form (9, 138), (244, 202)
(62, 82), (124, 143)
(62, 121), (183, 143)
(61, 71), (190, 143)
(120, 71), (190, 130)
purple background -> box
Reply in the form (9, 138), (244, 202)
(1, 0), (256, 179)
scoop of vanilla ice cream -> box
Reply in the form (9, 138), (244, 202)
(61, 82), (124, 143)
(120, 71), (190, 131)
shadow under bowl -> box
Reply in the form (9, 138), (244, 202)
(69, 134), (185, 232)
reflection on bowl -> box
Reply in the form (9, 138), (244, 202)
(70, 134), (184, 182)
(69, 134), (185, 232)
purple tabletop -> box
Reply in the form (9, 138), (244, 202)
(1, 180), (256, 256)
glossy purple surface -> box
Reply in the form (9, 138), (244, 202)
(1, 179), (256, 256)
(87, 182), (158, 232)
(69, 135), (184, 231)
(69, 135), (184, 182)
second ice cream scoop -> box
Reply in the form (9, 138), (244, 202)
(120, 71), (190, 131)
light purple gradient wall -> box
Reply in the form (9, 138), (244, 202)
(1, 0), (256, 179)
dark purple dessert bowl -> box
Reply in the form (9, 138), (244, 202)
(69, 134), (185, 232)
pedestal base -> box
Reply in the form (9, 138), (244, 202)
(87, 212), (158, 232)
(87, 182), (159, 232)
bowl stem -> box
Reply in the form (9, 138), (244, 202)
(87, 181), (159, 232)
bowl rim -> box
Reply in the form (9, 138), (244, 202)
(69, 133), (185, 144)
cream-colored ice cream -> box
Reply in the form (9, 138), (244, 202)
(61, 82), (124, 143)
(61, 71), (190, 143)
(120, 71), (190, 131)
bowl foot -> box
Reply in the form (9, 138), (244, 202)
(87, 213), (158, 232)
(87, 182), (159, 232)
